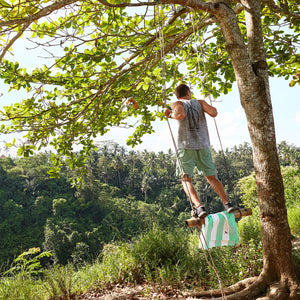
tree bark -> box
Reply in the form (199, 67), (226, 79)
(210, 0), (300, 298)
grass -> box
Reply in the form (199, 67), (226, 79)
(2, 206), (300, 300)
(288, 204), (300, 236)
(0, 224), (268, 300)
(0, 274), (43, 300)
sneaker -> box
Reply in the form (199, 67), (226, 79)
(224, 202), (236, 213)
(196, 206), (208, 218)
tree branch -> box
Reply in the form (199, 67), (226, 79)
(97, 15), (216, 96)
(241, 0), (266, 63)
(260, 0), (300, 21)
(96, 0), (157, 8)
(162, 0), (217, 14)
(0, 13), (216, 136)
(0, 22), (30, 62)
(0, 0), (79, 27)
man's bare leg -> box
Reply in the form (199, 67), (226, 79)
(205, 175), (229, 205)
(181, 175), (201, 208)
(181, 174), (208, 218)
(205, 175), (237, 213)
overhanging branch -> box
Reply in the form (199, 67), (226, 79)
(261, 0), (300, 21)
(0, 22), (30, 62)
(162, 0), (217, 14)
(97, 15), (216, 96)
(0, 0), (79, 27)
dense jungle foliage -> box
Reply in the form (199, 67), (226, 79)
(0, 141), (299, 267)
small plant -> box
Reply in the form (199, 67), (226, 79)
(3, 247), (52, 277)
(0, 248), (51, 300)
(235, 239), (263, 278)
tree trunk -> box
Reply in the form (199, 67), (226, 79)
(203, 0), (300, 298)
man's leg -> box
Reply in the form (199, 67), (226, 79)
(205, 175), (229, 205)
(181, 174), (201, 207)
(181, 174), (208, 218)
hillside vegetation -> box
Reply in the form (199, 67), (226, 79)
(0, 141), (299, 299)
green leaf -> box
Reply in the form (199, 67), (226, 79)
(0, 0), (10, 8)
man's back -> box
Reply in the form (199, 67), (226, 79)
(177, 99), (210, 150)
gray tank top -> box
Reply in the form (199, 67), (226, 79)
(177, 99), (210, 149)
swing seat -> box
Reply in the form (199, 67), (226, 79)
(199, 211), (240, 249)
(186, 207), (252, 229)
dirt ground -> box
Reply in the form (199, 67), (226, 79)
(76, 283), (187, 300)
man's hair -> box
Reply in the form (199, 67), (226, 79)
(175, 84), (190, 98)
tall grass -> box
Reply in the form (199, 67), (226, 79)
(0, 274), (46, 300)
(97, 225), (209, 285)
(0, 225), (266, 299)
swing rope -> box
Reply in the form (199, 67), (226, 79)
(190, 11), (238, 207)
(156, 5), (226, 299)
(188, 13), (228, 299)
(155, 4), (195, 214)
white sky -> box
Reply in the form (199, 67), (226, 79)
(0, 69), (299, 155)
(96, 77), (300, 153)
(0, 20), (299, 155)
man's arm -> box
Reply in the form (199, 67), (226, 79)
(199, 100), (218, 117)
(164, 101), (186, 120)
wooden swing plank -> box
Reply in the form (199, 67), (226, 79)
(185, 207), (252, 229)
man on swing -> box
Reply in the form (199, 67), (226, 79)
(164, 83), (236, 218)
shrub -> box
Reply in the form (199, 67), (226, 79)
(0, 248), (50, 300)
(3, 247), (52, 277)
(237, 213), (261, 245)
(97, 242), (138, 283)
(0, 227), (264, 299)
(288, 205), (300, 236)
(97, 225), (263, 289)
(97, 225), (194, 284)
(234, 239), (263, 278)
(199, 239), (263, 289)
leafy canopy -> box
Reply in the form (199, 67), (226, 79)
(0, 0), (299, 172)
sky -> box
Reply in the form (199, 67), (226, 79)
(0, 28), (299, 156)
(0, 61), (299, 156)
(95, 76), (300, 153)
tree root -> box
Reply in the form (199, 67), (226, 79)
(256, 280), (300, 300)
(184, 276), (300, 300)
(256, 282), (288, 300)
(184, 276), (267, 299)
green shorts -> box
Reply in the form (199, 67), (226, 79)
(176, 148), (216, 177)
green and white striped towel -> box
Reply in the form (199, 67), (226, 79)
(199, 211), (239, 250)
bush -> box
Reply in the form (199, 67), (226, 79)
(0, 248), (51, 300)
(97, 242), (138, 283)
(288, 205), (300, 236)
(198, 239), (263, 289)
(0, 226), (264, 299)
(44, 264), (76, 299)
(237, 213), (261, 245)
(96, 225), (215, 286)
(98, 225), (201, 285)
(96, 225), (263, 289)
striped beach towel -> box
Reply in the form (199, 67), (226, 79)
(199, 211), (239, 250)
